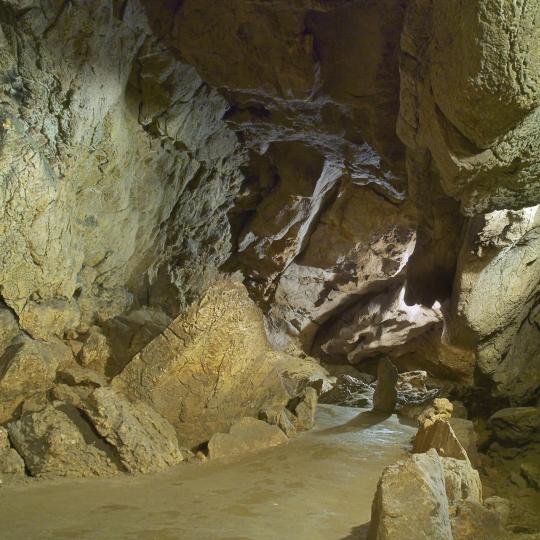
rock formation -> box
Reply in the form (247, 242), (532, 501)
(0, 4), (538, 538)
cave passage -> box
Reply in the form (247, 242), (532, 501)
(0, 406), (416, 540)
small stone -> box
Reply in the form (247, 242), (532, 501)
(294, 387), (318, 431)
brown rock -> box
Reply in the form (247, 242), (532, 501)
(207, 417), (288, 460)
(114, 279), (297, 447)
(451, 500), (506, 540)
(413, 420), (468, 461)
(372, 358), (398, 413)
(489, 407), (540, 446)
(293, 387), (318, 432)
(8, 404), (120, 478)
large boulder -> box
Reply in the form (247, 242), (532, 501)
(368, 449), (452, 540)
(114, 279), (320, 447)
(8, 404), (120, 478)
(65, 386), (186, 474)
(368, 448), (486, 540)
(488, 407), (540, 446)
(0, 427), (25, 475)
(0, 336), (72, 423)
(207, 417), (288, 460)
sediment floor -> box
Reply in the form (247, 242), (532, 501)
(0, 405), (416, 540)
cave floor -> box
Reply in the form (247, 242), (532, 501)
(0, 405), (416, 540)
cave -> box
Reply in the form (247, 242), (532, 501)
(0, 1), (539, 539)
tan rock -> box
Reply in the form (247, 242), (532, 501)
(8, 404), (120, 478)
(114, 279), (297, 447)
(489, 407), (540, 446)
(293, 387), (318, 432)
(207, 417), (288, 460)
(448, 418), (480, 467)
(19, 299), (81, 341)
(368, 449), (452, 540)
(77, 387), (185, 474)
(418, 398), (453, 427)
(78, 327), (112, 374)
(0, 427), (24, 475)
(0, 336), (71, 423)
(451, 500), (506, 540)
(0, 308), (19, 356)
(413, 420), (468, 461)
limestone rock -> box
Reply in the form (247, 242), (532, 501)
(418, 398), (453, 427)
(207, 417), (288, 460)
(0, 427), (24, 475)
(0, 307), (19, 356)
(19, 299), (81, 341)
(451, 500), (506, 540)
(448, 418), (480, 467)
(293, 387), (318, 432)
(76, 387), (185, 474)
(372, 358), (398, 413)
(322, 285), (441, 364)
(259, 407), (297, 438)
(8, 404), (120, 478)
(319, 374), (374, 408)
(114, 279), (298, 447)
(368, 449), (452, 540)
(396, 370), (438, 407)
(489, 408), (540, 446)
(78, 327), (112, 374)
(0, 336), (71, 423)
(441, 457), (482, 511)
(413, 420), (468, 461)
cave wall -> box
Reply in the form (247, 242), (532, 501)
(0, 0), (538, 406)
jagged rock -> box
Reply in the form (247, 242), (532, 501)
(319, 374), (374, 408)
(0, 336), (72, 423)
(8, 404), (120, 478)
(489, 408), (540, 446)
(207, 417), (288, 460)
(369, 448), (486, 540)
(521, 462), (540, 491)
(441, 457), (482, 511)
(451, 500), (506, 540)
(368, 449), (452, 540)
(114, 279), (312, 447)
(418, 398), (453, 427)
(0, 427), (24, 475)
(448, 418), (480, 467)
(413, 420), (468, 461)
(19, 299), (81, 341)
(322, 285), (441, 364)
(76, 387), (185, 474)
(372, 358), (398, 413)
(78, 328), (112, 374)
(396, 370), (439, 408)
(293, 387), (318, 431)
(0, 307), (19, 356)
(259, 406), (297, 438)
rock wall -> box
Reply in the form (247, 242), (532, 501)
(0, 0), (539, 456)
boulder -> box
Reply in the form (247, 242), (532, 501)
(441, 457), (482, 510)
(451, 500), (506, 540)
(488, 408), (540, 446)
(448, 418), (480, 466)
(413, 420), (468, 461)
(75, 387), (185, 473)
(368, 449), (452, 540)
(78, 327), (112, 374)
(207, 417), (288, 459)
(19, 299), (81, 341)
(319, 374), (374, 408)
(0, 308), (19, 356)
(114, 279), (296, 447)
(0, 427), (25, 475)
(8, 404), (120, 477)
(259, 406), (297, 437)
(372, 358), (398, 413)
(293, 387), (318, 431)
(0, 336), (72, 423)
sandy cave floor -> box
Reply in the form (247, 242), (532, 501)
(0, 405), (417, 540)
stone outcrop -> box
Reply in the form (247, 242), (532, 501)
(114, 279), (325, 447)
